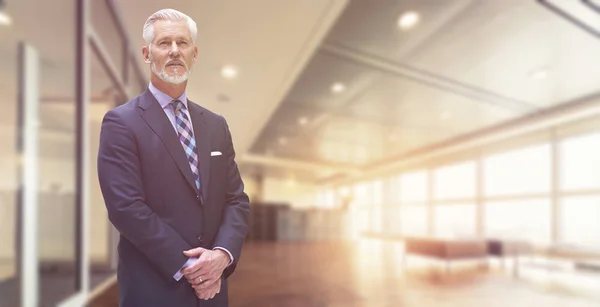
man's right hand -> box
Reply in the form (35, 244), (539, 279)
(194, 277), (221, 300)
(182, 247), (229, 287)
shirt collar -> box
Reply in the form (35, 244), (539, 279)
(148, 81), (188, 110)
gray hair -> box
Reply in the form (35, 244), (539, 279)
(142, 8), (197, 46)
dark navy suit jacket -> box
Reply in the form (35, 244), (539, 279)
(97, 89), (250, 307)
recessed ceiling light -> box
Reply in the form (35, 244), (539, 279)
(0, 11), (12, 26)
(440, 111), (452, 119)
(286, 177), (296, 187)
(278, 137), (288, 145)
(331, 82), (346, 93)
(221, 65), (238, 79)
(529, 67), (549, 80)
(298, 117), (308, 126)
(398, 11), (420, 30)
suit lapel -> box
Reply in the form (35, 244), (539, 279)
(138, 90), (198, 195)
(188, 101), (211, 201)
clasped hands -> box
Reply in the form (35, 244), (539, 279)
(180, 247), (230, 300)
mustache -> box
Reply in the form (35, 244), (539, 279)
(165, 59), (187, 68)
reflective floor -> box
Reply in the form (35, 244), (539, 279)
(89, 240), (600, 307)
(228, 241), (600, 307)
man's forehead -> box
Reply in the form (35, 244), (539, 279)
(154, 20), (190, 37)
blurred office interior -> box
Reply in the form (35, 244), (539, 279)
(2, 0), (600, 306)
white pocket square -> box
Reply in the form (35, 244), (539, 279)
(211, 151), (222, 156)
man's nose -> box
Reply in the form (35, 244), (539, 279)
(168, 42), (180, 56)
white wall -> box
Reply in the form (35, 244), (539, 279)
(241, 174), (260, 202)
(261, 177), (318, 209)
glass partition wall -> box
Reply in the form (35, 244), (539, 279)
(0, 34), (21, 307)
(0, 0), (147, 305)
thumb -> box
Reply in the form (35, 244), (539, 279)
(183, 247), (207, 257)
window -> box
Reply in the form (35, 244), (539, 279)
(353, 182), (372, 207)
(388, 174), (402, 205)
(485, 198), (551, 244)
(371, 207), (383, 233)
(560, 196), (600, 247)
(400, 171), (428, 203)
(316, 190), (327, 207)
(483, 144), (550, 196)
(434, 203), (476, 238)
(382, 207), (402, 235)
(350, 207), (370, 238)
(336, 186), (351, 209)
(434, 161), (476, 200)
(372, 180), (383, 206)
(400, 205), (428, 236)
(559, 132), (600, 191)
(324, 189), (335, 208)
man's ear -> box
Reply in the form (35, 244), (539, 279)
(142, 46), (151, 64)
(193, 46), (199, 63)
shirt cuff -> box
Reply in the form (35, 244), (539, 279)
(173, 257), (198, 281)
(213, 247), (234, 266)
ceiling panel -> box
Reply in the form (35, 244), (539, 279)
(388, 127), (444, 152)
(340, 75), (404, 123)
(391, 78), (519, 129)
(404, 0), (600, 108)
(251, 113), (390, 166)
(285, 51), (381, 111)
(338, 74), (521, 127)
(313, 115), (389, 164)
(250, 0), (536, 168)
(252, 130), (317, 159)
(325, 0), (475, 62)
(318, 115), (388, 146)
(258, 103), (328, 139)
(344, 74), (523, 151)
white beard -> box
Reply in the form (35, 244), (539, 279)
(149, 51), (191, 84)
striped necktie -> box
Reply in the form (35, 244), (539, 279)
(171, 99), (200, 191)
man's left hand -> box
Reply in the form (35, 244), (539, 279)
(181, 248), (230, 286)
(194, 276), (222, 300)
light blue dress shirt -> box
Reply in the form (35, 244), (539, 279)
(147, 82), (234, 281)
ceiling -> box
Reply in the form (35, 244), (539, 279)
(3, 0), (600, 183)
(115, 0), (349, 155)
(0, 0), (348, 162)
(248, 0), (600, 181)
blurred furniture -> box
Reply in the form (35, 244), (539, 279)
(247, 202), (290, 242)
(249, 206), (349, 243)
(536, 244), (600, 261)
(535, 244), (600, 274)
(403, 237), (488, 273)
(487, 239), (533, 277)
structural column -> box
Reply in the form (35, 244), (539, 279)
(75, 0), (90, 293)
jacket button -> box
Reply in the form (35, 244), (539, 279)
(197, 234), (203, 242)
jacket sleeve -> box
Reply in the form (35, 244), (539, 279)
(97, 109), (191, 281)
(212, 116), (251, 279)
